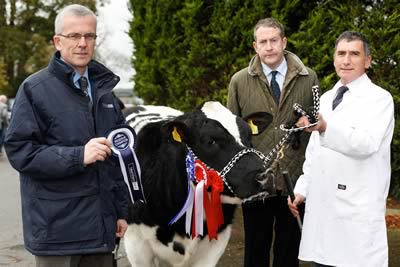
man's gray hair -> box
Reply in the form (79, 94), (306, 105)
(55, 4), (96, 34)
(253, 18), (285, 41)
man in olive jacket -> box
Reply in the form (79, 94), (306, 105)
(227, 18), (319, 267)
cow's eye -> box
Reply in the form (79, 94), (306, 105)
(208, 139), (216, 145)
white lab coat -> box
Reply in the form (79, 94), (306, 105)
(294, 74), (394, 267)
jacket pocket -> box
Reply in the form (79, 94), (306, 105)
(31, 190), (103, 244)
(334, 181), (368, 220)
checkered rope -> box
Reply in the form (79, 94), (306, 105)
(280, 85), (320, 133)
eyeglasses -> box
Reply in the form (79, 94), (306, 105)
(58, 33), (97, 41)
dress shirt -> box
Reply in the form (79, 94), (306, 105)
(261, 58), (288, 92)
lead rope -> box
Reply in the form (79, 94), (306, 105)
(280, 85), (320, 133)
(266, 85), (321, 189)
(217, 132), (292, 196)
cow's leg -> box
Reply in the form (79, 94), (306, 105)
(189, 226), (232, 267)
(124, 224), (156, 267)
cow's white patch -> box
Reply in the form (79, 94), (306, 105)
(125, 223), (231, 267)
(126, 105), (183, 133)
(201, 101), (243, 146)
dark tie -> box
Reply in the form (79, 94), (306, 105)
(79, 76), (90, 99)
(271, 71), (280, 103)
(332, 86), (348, 110)
(79, 76), (93, 112)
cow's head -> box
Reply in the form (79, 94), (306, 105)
(160, 101), (274, 202)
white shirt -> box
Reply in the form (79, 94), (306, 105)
(294, 74), (394, 267)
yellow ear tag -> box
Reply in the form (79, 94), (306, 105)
(172, 127), (182, 142)
(248, 119), (259, 135)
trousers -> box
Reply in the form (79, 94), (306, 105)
(242, 195), (305, 267)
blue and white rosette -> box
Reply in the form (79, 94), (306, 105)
(107, 125), (146, 204)
(169, 150), (195, 236)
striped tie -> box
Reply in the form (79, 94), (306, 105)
(332, 86), (348, 110)
(79, 76), (90, 100)
(79, 76), (92, 111)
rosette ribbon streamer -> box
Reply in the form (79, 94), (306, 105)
(193, 160), (224, 240)
(107, 126), (146, 204)
(169, 150), (224, 240)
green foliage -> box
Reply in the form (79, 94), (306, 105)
(0, 58), (9, 94)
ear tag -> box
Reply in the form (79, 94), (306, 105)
(172, 127), (182, 142)
(248, 119), (259, 135)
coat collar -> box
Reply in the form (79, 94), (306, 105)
(248, 50), (309, 78)
(48, 51), (120, 93)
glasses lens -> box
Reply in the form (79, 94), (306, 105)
(84, 33), (97, 41)
(59, 33), (97, 41)
(69, 33), (82, 40)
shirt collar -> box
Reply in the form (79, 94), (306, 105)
(73, 68), (89, 87)
(261, 57), (288, 77)
(335, 73), (368, 95)
(60, 57), (89, 87)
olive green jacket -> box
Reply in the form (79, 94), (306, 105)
(227, 51), (319, 194)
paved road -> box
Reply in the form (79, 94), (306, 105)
(0, 154), (34, 266)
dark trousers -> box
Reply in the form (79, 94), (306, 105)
(242, 195), (305, 267)
(35, 253), (114, 267)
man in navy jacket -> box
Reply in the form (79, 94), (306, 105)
(5, 4), (129, 267)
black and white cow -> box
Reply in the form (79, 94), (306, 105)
(123, 101), (273, 267)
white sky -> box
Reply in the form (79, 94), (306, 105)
(97, 1), (135, 88)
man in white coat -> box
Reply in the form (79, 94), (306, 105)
(288, 31), (394, 267)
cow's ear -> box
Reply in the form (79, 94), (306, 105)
(243, 112), (273, 136)
(161, 121), (190, 143)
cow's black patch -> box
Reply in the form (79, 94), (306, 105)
(173, 242), (185, 255)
